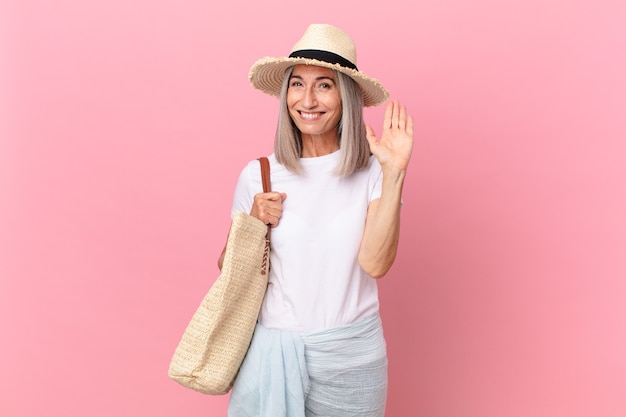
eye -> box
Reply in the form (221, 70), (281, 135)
(315, 81), (336, 92)
(290, 80), (303, 87)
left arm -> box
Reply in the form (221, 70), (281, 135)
(358, 100), (414, 278)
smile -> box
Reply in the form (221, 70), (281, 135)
(299, 111), (323, 120)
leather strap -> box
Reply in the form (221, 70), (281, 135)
(258, 157), (271, 194)
(258, 157), (272, 239)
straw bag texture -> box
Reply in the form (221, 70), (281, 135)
(168, 157), (271, 395)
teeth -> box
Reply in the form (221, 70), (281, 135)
(301, 112), (320, 120)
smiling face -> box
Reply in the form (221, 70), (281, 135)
(287, 65), (342, 144)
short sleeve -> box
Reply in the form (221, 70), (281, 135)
(368, 156), (383, 203)
(367, 156), (403, 207)
(230, 159), (264, 218)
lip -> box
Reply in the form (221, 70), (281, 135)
(298, 111), (324, 121)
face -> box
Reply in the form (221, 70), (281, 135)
(287, 65), (342, 141)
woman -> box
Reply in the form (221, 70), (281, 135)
(220, 24), (414, 417)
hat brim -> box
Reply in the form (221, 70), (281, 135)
(248, 57), (389, 107)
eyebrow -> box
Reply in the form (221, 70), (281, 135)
(290, 74), (336, 82)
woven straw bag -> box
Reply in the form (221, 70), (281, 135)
(168, 157), (271, 395)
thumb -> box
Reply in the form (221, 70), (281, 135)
(365, 125), (378, 153)
(365, 125), (377, 144)
(280, 192), (287, 201)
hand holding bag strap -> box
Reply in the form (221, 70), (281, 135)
(257, 157), (272, 240)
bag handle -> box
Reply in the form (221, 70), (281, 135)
(257, 157), (272, 239)
(258, 157), (271, 194)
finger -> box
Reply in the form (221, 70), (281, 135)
(263, 208), (280, 226)
(264, 193), (286, 225)
(391, 99), (399, 128)
(263, 200), (282, 216)
(406, 114), (414, 137)
(365, 125), (377, 144)
(383, 100), (393, 129)
(398, 103), (407, 130)
(266, 207), (285, 227)
(266, 191), (284, 201)
(268, 192), (283, 202)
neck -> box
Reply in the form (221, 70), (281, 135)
(301, 134), (339, 158)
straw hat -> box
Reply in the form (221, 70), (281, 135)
(248, 24), (389, 107)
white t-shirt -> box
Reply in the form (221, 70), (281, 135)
(230, 150), (383, 333)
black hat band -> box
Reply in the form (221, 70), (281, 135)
(289, 49), (358, 71)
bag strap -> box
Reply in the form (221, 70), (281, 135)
(257, 157), (272, 239)
(258, 157), (271, 194)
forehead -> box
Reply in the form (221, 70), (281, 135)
(290, 64), (336, 79)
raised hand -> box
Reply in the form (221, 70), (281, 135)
(365, 99), (414, 172)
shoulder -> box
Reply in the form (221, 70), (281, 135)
(239, 154), (274, 175)
(236, 154), (281, 186)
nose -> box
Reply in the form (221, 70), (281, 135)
(302, 86), (318, 109)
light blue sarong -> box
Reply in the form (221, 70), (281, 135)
(228, 314), (388, 417)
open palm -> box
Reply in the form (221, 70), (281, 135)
(366, 99), (414, 171)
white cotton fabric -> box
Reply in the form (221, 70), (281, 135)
(227, 313), (388, 417)
(230, 151), (383, 333)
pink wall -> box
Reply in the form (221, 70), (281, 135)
(2, 1), (625, 416)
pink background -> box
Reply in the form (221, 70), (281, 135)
(2, 1), (625, 416)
